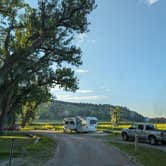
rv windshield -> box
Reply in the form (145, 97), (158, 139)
(90, 120), (97, 125)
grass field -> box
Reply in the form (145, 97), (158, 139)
(97, 122), (166, 131)
(111, 142), (166, 166)
(108, 134), (166, 166)
(0, 137), (33, 160)
(154, 123), (166, 130)
(0, 132), (56, 166)
(22, 123), (63, 131)
(20, 122), (166, 132)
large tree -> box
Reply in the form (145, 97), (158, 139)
(0, 0), (96, 129)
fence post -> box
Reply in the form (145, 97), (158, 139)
(9, 138), (14, 166)
(135, 134), (138, 153)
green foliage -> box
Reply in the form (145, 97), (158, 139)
(0, 0), (96, 128)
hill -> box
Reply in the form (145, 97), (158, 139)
(37, 100), (145, 122)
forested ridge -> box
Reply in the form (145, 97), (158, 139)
(38, 100), (145, 122)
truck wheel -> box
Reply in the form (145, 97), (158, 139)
(149, 136), (156, 145)
(122, 133), (128, 141)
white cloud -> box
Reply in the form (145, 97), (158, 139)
(87, 39), (96, 44)
(77, 90), (93, 94)
(76, 33), (96, 46)
(51, 87), (93, 94)
(99, 86), (111, 92)
(76, 69), (89, 73)
(57, 95), (107, 102)
(145, 0), (159, 5)
(91, 39), (96, 44)
(66, 96), (103, 100)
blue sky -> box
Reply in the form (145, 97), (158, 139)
(27, 0), (166, 118)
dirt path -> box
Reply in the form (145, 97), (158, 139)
(46, 133), (138, 166)
(0, 132), (140, 166)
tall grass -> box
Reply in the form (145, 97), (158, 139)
(97, 122), (166, 131)
(21, 122), (166, 131)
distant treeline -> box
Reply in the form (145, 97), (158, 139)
(150, 118), (166, 123)
(37, 100), (145, 122)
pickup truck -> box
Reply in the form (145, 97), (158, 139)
(121, 123), (166, 145)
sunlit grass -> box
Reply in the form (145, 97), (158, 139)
(20, 122), (166, 132)
(0, 136), (33, 139)
(155, 123), (166, 130)
(108, 140), (166, 166)
(21, 124), (63, 131)
(0, 133), (56, 166)
(98, 123), (166, 131)
(0, 137), (34, 160)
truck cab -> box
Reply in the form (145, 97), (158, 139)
(122, 123), (166, 145)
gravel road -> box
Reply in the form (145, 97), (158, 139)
(46, 133), (138, 166)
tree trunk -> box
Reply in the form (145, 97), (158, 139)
(7, 110), (16, 126)
(0, 92), (13, 130)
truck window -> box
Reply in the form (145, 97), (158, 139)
(129, 124), (138, 129)
(138, 125), (144, 130)
(146, 125), (155, 130)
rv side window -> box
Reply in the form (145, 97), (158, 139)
(65, 121), (69, 125)
(70, 121), (75, 125)
(90, 120), (97, 125)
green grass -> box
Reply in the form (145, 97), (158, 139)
(23, 136), (56, 165)
(18, 121), (166, 132)
(98, 122), (166, 131)
(108, 135), (166, 166)
(30, 120), (63, 124)
(0, 138), (34, 160)
(0, 133), (56, 166)
(21, 124), (63, 131)
(0, 136), (34, 139)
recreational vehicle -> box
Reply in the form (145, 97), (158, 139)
(63, 116), (98, 133)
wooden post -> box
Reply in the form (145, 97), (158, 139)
(9, 138), (14, 166)
(135, 134), (138, 153)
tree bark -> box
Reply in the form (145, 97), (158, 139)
(0, 92), (13, 130)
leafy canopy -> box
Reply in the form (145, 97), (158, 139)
(0, 0), (96, 126)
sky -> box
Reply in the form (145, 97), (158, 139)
(26, 0), (166, 118)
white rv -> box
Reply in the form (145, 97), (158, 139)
(63, 116), (98, 133)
